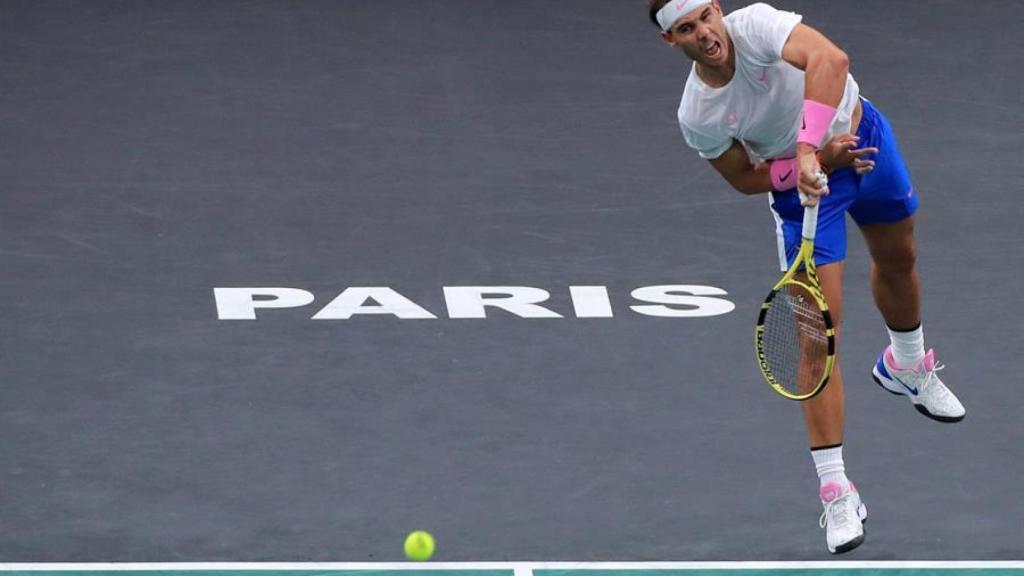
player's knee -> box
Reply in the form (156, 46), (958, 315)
(874, 247), (916, 276)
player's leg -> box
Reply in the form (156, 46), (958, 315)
(801, 262), (844, 448)
(771, 185), (865, 553)
(859, 217), (965, 421)
(849, 98), (965, 422)
(859, 216), (919, 331)
(800, 261), (867, 554)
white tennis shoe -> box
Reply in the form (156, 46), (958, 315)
(819, 481), (867, 554)
(872, 346), (966, 423)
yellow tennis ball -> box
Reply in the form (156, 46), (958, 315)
(404, 530), (435, 561)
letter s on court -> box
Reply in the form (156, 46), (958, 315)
(629, 285), (735, 318)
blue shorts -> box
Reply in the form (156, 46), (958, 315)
(769, 98), (918, 270)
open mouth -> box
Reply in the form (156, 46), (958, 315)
(703, 41), (721, 58)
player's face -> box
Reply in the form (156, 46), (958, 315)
(660, 3), (730, 67)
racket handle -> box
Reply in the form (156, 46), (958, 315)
(802, 203), (820, 241)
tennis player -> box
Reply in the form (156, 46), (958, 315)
(648, 0), (966, 553)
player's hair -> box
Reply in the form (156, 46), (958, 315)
(647, 0), (672, 28)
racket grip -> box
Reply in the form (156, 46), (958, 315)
(802, 203), (820, 241)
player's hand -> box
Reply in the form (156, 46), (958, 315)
(797, 149), (828, 206)
(818, 134), (878, 175)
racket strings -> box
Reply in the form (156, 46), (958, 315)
(761, 284), (830, 396)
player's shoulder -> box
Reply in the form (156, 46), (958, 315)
(725, 2), (799, 33)
(727, 2), (787, 22)
(724, 2), (802, 61)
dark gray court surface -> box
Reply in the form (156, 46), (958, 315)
(2, 0), (1023, 563)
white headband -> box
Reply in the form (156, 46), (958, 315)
(656, 0), (713, 32)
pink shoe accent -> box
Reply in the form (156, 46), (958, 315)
(884, 346), (936, 372)
(921, 349), (937, 371)
(820, 482), (845, 503)
(883, 346), (907, 370)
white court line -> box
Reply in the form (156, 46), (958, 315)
(1, 562), (1024, 571)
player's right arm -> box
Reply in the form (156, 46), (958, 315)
(709, 137), (878, 196)
(708, 140), (773, 195)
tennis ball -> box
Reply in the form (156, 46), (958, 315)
(404, 530), (435, 561)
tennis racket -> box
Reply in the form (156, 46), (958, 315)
(754, 189), (835, 401)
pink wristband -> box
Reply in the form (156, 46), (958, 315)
(769, 157), (798, 191)
(798, 99), (838, 149)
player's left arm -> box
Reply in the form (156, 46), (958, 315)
(780, 24), (850, 203)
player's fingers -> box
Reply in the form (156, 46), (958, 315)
(798, 182), (826, 198)
(799, 169), (822, 186)
(849, 146), (879, 158)
(853, 159), (875, 174)
(834, 140), (857, 153)
(798, 174), (829, 198)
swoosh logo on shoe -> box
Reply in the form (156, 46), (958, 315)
(891, 374), (919, 396)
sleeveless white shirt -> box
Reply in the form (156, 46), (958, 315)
(677, 3), (860, 162)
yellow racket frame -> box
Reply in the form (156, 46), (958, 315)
(754, 206), (836, 401)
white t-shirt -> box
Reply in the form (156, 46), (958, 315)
(677, 2), (860, 162)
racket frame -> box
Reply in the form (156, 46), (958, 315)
(754, 203), (836, 401)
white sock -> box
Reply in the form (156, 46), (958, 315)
(811, 444), (849, 489)
(887, 323), (925, 367)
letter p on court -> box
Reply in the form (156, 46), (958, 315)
(214, 287), (315, 320)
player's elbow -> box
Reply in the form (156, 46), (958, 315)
(823, 48), (849, 76)
(833, 48), (850, 74)
(809, 47), (849, 77)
